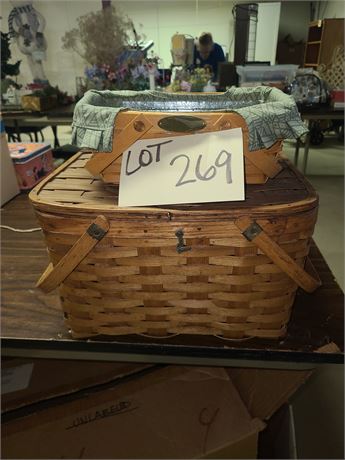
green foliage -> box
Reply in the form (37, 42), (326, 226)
(1, 32), (21, 80)
(30, 85), (72, 105)
(171, 67), (212, 92)
(189, 67), (212, 91)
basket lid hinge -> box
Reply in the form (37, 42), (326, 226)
(235, 216), (321, 293)
(87, 223), (108, 241)
(242, 221), (263, 241)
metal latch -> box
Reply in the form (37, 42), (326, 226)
(175, 229), (192, 254)
(87, 223), (107, 241)
(242, 221), (263, 241)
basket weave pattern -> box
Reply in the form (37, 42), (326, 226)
(31, 153), (318, 339)
(39, 211), (316, 339)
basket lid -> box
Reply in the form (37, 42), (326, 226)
(30, 152), (318, 220)
(71, 87), (308, 153)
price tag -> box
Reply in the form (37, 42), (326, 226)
(119, 128), (245, 207)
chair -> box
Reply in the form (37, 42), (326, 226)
(6, 125), (47, 143)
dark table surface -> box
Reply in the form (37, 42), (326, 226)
(1, 103), (75, 119)
(1, 194), (344, 367)
(299, 106), (344, 119)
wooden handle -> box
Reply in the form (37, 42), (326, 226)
(235, 217), (321, 293)
(213, 114), (282, 179)
(85, 111), (282, 180)
(36, 215), (110, 293)
(85, 113), (153, 176)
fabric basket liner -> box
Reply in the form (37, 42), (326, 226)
(71, 87), (308, 153)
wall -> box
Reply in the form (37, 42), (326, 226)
(277, 1), (344, 43)
(116, 1), (235, 68)
(318, 0), (345, 19)
(1, 0), (97, 95)
(254, 2), (281, 64)
(2, 0), (284, 95)
(1, 0), (236, 95)
(278, 1), (311, 42)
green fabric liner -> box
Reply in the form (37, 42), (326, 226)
(71, 87), (308, 152)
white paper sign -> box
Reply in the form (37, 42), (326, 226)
(119, 128), (245, 207)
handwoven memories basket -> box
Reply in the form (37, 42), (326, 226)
(71, 87), (308, 185)
(30, 155), (320, 340)
(30, 88), (320, 340)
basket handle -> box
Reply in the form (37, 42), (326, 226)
(213, 114), (283, 179)
(36, 215), (110, 293)
(235, 216), (321, 293)
(85, 113), (153, 176)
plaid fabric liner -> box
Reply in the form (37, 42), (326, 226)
(71, 87), (307, 152)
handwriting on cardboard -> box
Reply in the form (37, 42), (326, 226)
(65, 401), (137, 430)
(119, 128), (245, 207)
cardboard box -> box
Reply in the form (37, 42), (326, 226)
(1, 358), (153, 412)
(227, 367), (312, 420)
(2, 359), (311, 459)
(0, 118), (20, 206)
(2, 363), (264, 459)
(21, 95), (57, 112)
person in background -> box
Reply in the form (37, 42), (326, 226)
(194, 32), (226, 80)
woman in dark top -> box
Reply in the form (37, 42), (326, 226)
(193, 32), (226, 80)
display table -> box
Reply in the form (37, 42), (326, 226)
(1, 195), (343, 368)
(1, 104), (75, 147)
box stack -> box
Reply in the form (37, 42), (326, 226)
(2, 359), (311, 459)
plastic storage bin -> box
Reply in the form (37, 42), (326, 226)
(236, 65), (298, 87)
(9, 142), (54, 190)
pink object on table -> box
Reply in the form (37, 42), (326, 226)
(330, 90), (345, 102)
(9, 142), (54, 190)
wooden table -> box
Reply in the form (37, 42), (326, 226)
(1, 195), (343, 368)
(1, 104), (75, 148)
(294, 107), (344, 174)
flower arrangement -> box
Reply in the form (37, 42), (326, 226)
(190, 67), (213, 91)
(1, 32), (21, 97)
(170, 67), (213, 92)
(83, 51), (160, 91)
(62, 6), (130, 69)
(62, 6), (160, 92)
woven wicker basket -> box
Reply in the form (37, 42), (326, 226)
(85, 111), (284, 185)
(30, 152), (320, 340)
(72, 88), (308, 186)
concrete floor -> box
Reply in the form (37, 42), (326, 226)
(282, 136), (344, 460)
(283, 136), (344, 290)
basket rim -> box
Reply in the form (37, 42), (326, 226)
(29, 152), (318, 220)
(71, 87), (309, 154)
